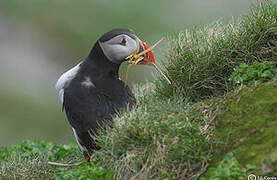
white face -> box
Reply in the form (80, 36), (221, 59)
(99, 34), (138, 64)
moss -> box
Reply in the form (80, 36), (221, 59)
(211, 81), (277, 175)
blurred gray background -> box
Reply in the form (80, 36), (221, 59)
(0, 0), (253, 145)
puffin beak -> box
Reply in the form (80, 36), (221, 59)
(136, 40), (155, 65)
(124, 37), (171, 85)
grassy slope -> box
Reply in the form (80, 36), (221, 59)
(1, 82), (276, 179)
(0, 1), (276, 179)
(156, 0), (276, 101)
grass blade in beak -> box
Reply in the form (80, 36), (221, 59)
(152, 62), (172, 84)
(125, 37), (165, 63)
(124, 37), (169, 86)
(124, 64), (133, 86)
(135, 37), (165, 58)
(134, 57), (144, 65)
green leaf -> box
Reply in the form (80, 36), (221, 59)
(230, 61), (276, 87)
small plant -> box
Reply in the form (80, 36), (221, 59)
(54, 162), (114, 180)
(229, 61), (277, 87)
(205, 152), (247, 180)
(201, 152), (259, 180)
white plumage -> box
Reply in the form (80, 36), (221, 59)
(55, 63), (81, 103)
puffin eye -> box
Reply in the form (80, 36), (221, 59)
(120, 38), (127, 46)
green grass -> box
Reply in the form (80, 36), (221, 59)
(93, 84), (213, 179)
(54, 162), (114, 180)
(155, 0), (277, 101)
(0, 140), (80, 179)
(1, 1), (276, 179)
(0, 140), (114, 179)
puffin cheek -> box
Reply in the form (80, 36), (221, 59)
(103, 45), (123, 63)
(117, 46), (136, 61)
(110, 47), (130, 63)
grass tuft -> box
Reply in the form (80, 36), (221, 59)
(156, 0), (277, 101)
(93, 84), (214, 179)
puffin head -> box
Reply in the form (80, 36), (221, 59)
(98, 28), (155, 65)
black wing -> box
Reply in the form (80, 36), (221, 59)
(63, 78), (135, 153)
(63, 84), (112, 152)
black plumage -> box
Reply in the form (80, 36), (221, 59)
(57, 29), (152, 161)
(63, 42), (136, 154)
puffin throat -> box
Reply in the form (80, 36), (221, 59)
(87, 42), (121, 79)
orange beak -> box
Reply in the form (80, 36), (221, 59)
(137, 40), (155, 65)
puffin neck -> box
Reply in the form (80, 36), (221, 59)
(85, 41), (120, 79)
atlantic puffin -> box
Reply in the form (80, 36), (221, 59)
(56, 29), (155, 162)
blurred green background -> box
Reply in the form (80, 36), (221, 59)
(0, 0), (253, 145)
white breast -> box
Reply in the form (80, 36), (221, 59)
(55, 63), (81, 103)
